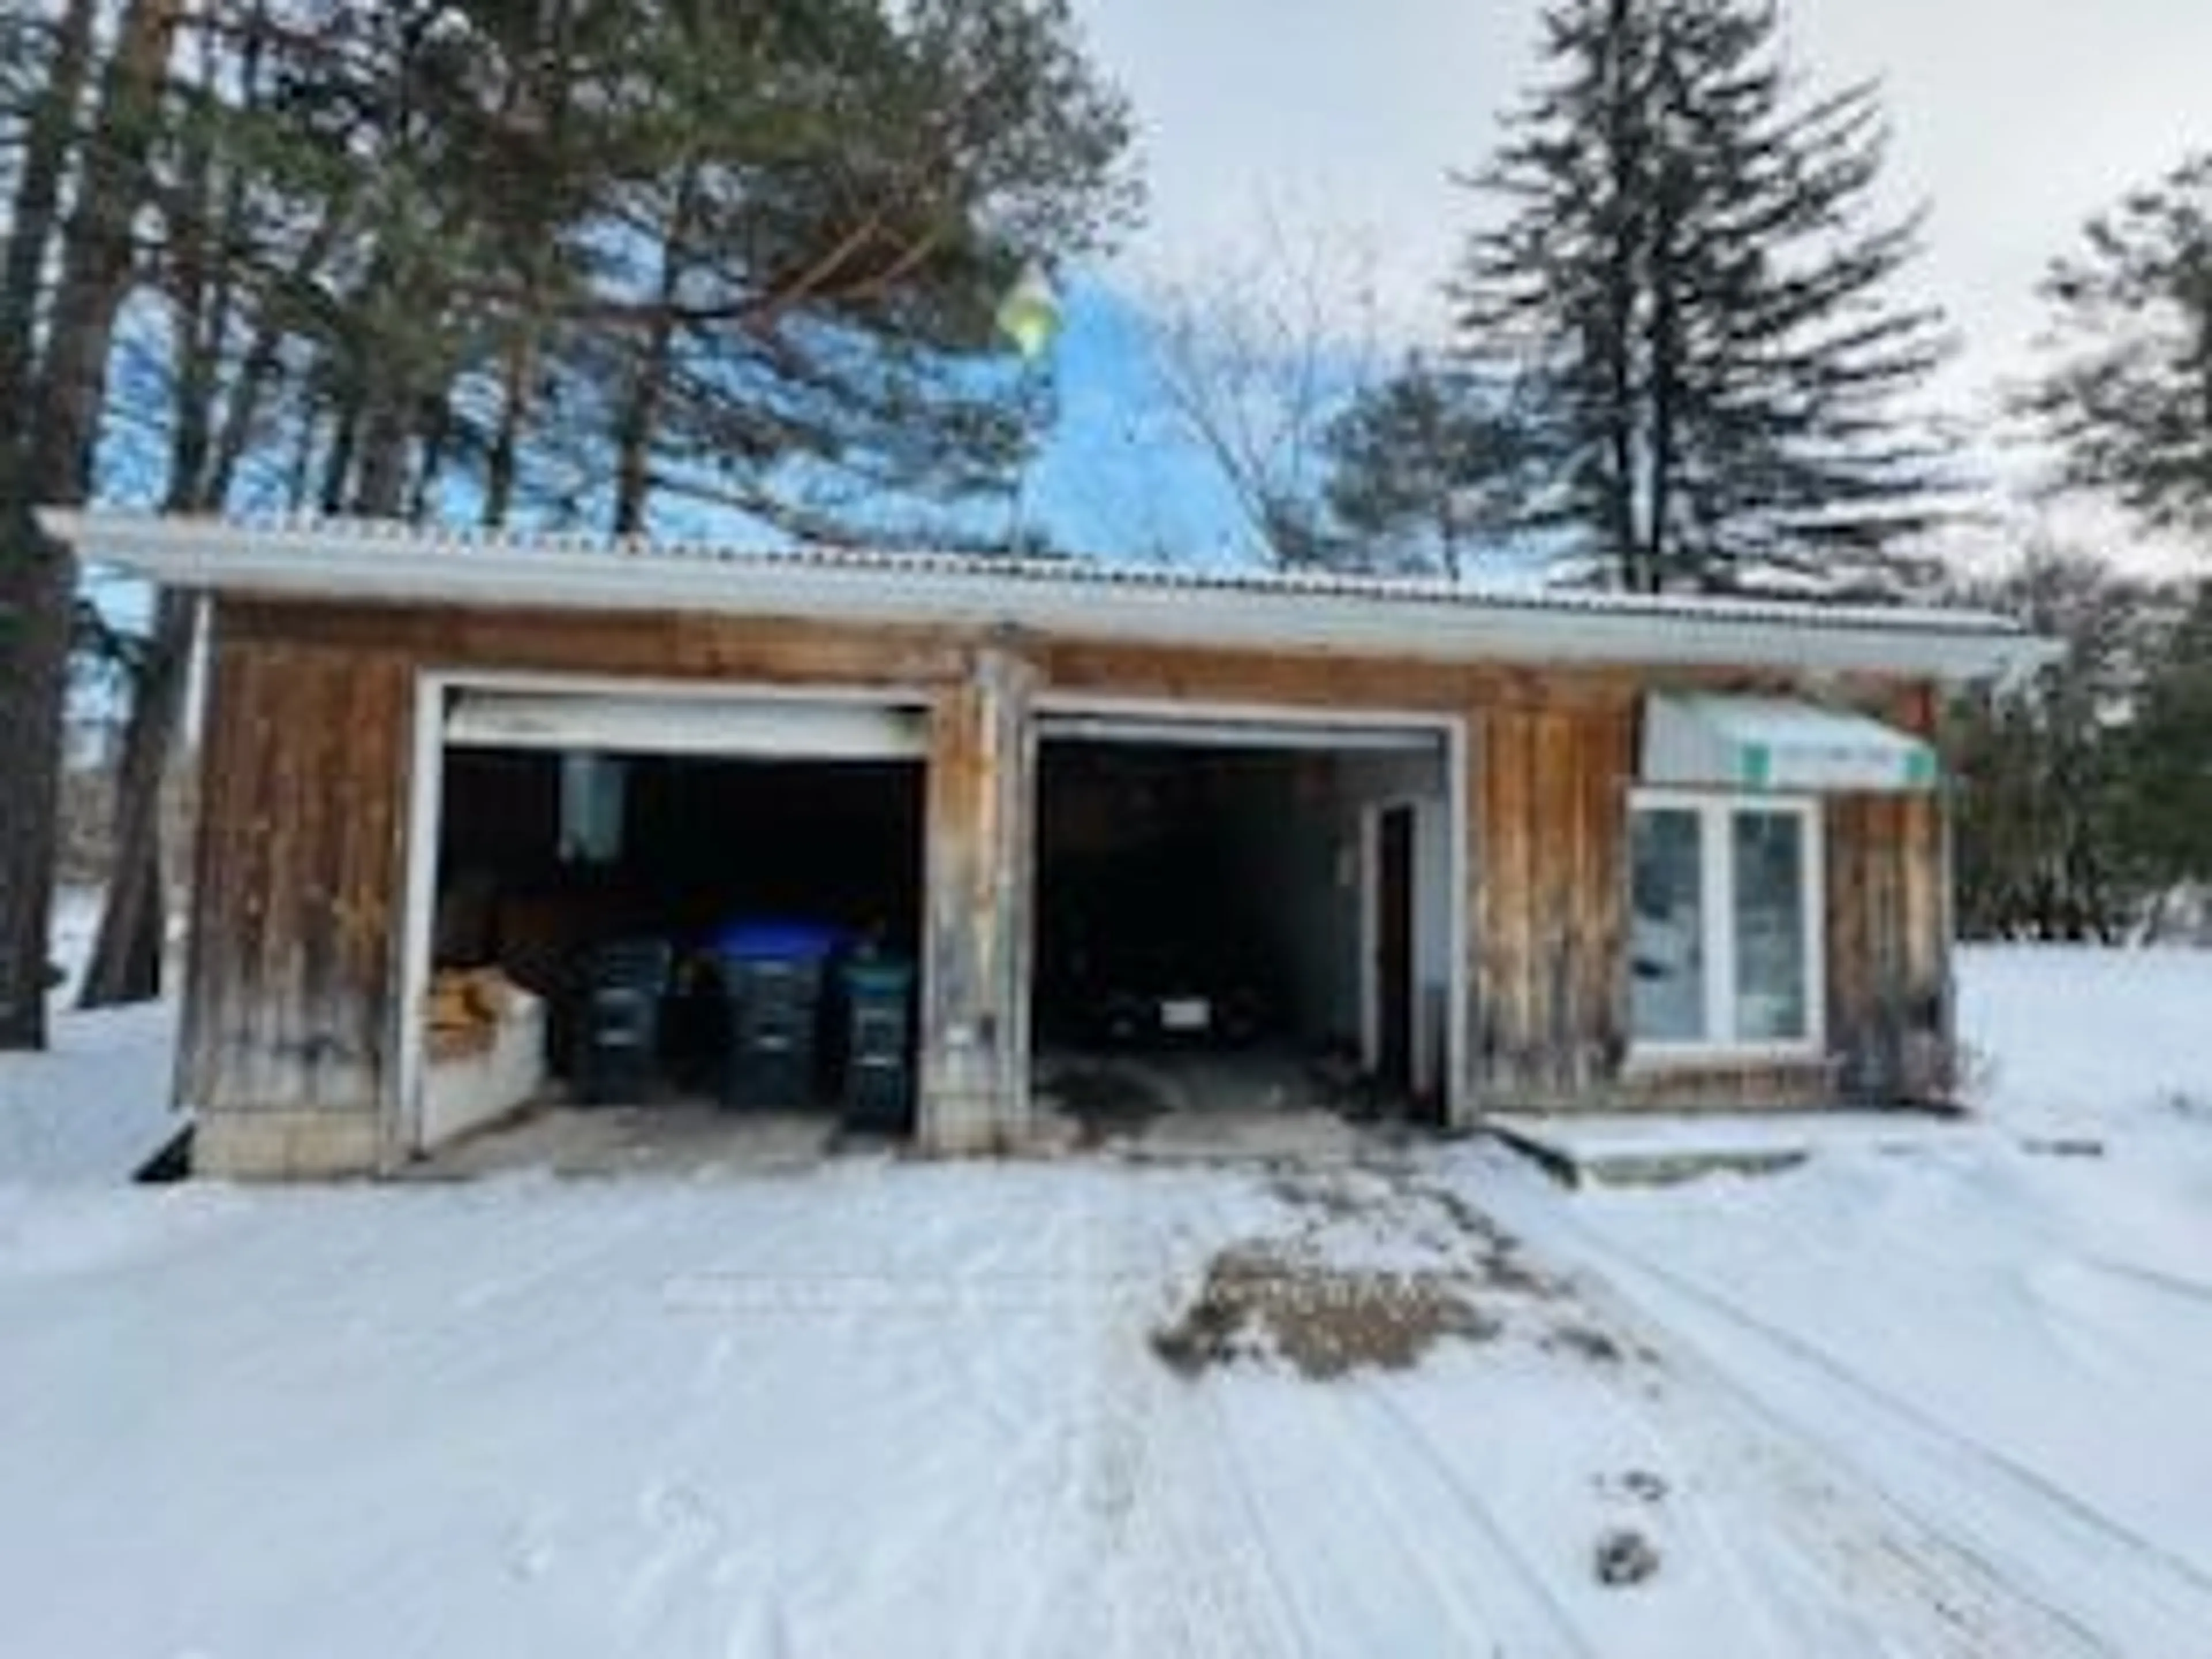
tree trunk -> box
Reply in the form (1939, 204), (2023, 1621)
(1645, 23), (1685, 589)
(612, 316), (675, 536)
(318, 388), (360, 513)
(0, 494), (74, 1047)
(0, 0), (98, 468)
(284, 404), (321, 510)
(408, 393), (450, 521)
(78, 589), (195, 1007)
(0, 0), (99, 1047)
(613, 168), (700, 536)
(79, 47), (241, 1011)
(482, 326), (537, 528)
(351, 393), (413, 517)
(0, 0), (181, 1050)
(1647, 187), (1682, 590)
(1599, 0), (1645, 591)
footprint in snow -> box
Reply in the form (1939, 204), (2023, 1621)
(503, 1510), (560, 1581)
(616, 1479), (733, 1631)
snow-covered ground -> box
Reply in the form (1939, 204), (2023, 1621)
(1472, 943), (2212, 1655)
(2, 941), (2210, 1656)
(0, 889), (178, 1182)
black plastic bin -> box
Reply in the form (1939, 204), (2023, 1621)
(716, 921), (840, 1109)
(840, 957), (916, 1135)
(575, 938), (674, 1105)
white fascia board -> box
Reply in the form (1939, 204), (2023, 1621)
(43, 509), (2058, 684)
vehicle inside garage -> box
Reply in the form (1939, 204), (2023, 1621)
(1031, 720), (1455, 1138)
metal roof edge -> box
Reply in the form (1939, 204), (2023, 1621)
(42, 507), (2059, 683)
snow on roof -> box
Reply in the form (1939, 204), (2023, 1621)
(41, 509), (2056, 683)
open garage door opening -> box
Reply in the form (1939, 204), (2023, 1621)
(416, 686), (926, 1156)
(1031, 714), (1457, 1145)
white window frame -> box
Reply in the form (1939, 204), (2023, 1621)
(1626, 787), (1825, 1067)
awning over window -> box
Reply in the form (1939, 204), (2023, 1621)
(1642, 694), (1939, 793)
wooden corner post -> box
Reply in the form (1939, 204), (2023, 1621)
(918, 642), (1036, 1152)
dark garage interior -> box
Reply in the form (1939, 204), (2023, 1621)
(429, 745), (925, 1131)
(1032, 733), (1450, 1131)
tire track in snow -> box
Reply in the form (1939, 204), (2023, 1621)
(1130, 1286), (1316, 1650)
(2077, 1249), (2212, 1313)
(1012, 1173), (1304, 1659)
(1344, 1382), (1608, 1658)
(1491, 1178), (2212, 1653)
(1206, 1165), (1603, 1656)
(1592, 1340), (2109, 1658)
(1613, 1214), (2212, 1597)
(1379, 1165), (2125, 1656)
(2024, 1258), (2212, 1396)
(1194, 1382), (1330, 1659)
(1266, 1165), (1798, 1657)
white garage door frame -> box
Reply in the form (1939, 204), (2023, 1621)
(1027, 691), (1472, 1129)
(392, 669), (932, 1160)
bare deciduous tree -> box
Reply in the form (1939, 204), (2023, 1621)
(1143, 209), (1386, 568)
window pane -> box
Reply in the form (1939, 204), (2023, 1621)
(1733, 810), (1808, 1041)
(559, 753), (627, 864)
(1630, 808), (1706, 1041)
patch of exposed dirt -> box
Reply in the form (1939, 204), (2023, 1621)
(1152, 1244), (1499, 1381)
(1162, 1167), (1650, 1385)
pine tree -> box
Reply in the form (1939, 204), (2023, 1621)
(2116, 579), (2212, 889)
(1322, 354), (1529, 579)
(2024, 152), (2212, 544)
(3, 0), (1138, 1034)
(568, 0), (1137, 542)
(1944, 550), (2168, 941)
(1454, 0), (1951, 593)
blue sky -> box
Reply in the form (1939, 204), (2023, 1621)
(1029, 281), (1273, 567)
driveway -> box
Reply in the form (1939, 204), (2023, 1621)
(6, 1142), (2205, 1656)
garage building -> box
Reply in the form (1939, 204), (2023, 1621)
(47, 512), (2048, 1177)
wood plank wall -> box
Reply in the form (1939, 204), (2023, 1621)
(1824, 684), (1950, 1104)
(1467, 680), (1950, 1112)
(183, 627), (410, 1132)
(1467, 695), (1638, 1105)
(184, 595), (1955, 1170)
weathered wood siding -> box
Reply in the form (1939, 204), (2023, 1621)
(1824, 684), (1950, 1104)
(1466, 694), (1638, 1107)
(183, 620), (411, 1173)
(183, 594), (1954, 1172)
(1462, 679), (1950, 1113)
(228, 598), (969, 687)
